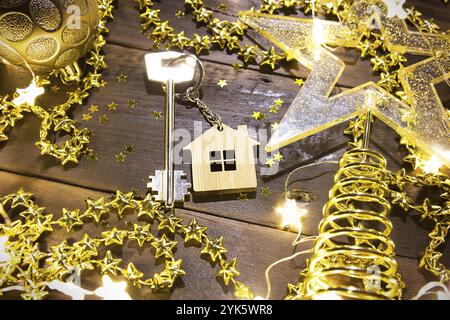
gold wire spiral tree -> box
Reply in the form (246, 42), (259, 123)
(300, 112), (404, 300)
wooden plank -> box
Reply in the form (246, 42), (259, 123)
(107, 0), (450, 89)
(0, 43), (447, 262)
(0, 170), (436, 299)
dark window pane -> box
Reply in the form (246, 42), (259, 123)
(224, 161), (236, 171)
(210, 150), (222, 161)
(210, 162), (223, 172)
(223, 150), (235, 160)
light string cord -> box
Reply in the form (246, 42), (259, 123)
(263, 160), (338, 299)
(412, 281), (450, 300)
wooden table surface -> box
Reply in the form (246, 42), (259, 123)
(0, 0), (449, 299)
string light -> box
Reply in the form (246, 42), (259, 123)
(421, 156), (444, 174)
(12, 80), (45, 107)
(276, 199), (307, 232)
(94, 275), (132, 300)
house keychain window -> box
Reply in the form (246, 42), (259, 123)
(210, 150), (237, 172)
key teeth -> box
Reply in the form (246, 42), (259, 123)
(146, 170), (191, 203)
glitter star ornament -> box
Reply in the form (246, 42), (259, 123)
(239, 0), (450, 168)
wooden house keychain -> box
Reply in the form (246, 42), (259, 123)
(145, 51), (259, 207)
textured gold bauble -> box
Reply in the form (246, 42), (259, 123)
(0, 0), (99, 74)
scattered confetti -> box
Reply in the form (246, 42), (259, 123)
(261, 186), (272, 197)
(50, 85), (60, 93)
(217, 79), (228, 88)
(295, 78), (305, 86)
(82, 113), (92, 121)
(153, 111), (162, 119)
(98, 114), (109, 124)
(128, 99), (138, 109)
(265, 157), (274, 167)
(252, 111), (266, 121)
(237, 193), (248, 201)
(232, 63), (242, 71)
(175, 10), (185, 17)
(107, 102), (118, 111)
(115, 152), (127, 162)
(274, 152), (284, 162)
(271, 122), (279, 130)
(125, 145), (135, 153)
(86, 149), (98, 161)
(89, 105), (99, 113)
(217, 2), (227, 11)
(274, 98), (283, 106)
(269, 105), (279, 113)
(116, 73), (128, 83)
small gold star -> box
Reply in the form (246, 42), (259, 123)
(217, 2), (227, 11)
(107, 102), (118, 111)
(125, 145), (135, 153)
(271, 122), (279, 130)
(269, 105), (279, 113)
(82, 113), (92, 121)
(295, 78), (305, 86)
(175, 10), (185, 17)
(252, 111), (266, 120)
(217, 79), (228, 88)
(116, 73), (128, 83)
(98, 114), (109, 124)
(261, 186), (271, 197)
(237, 193), (248, 201)
(273, 152), (284, 162)
(265, 157), (274, 167)
(127, 99), (138, 109)
(218, 258), (240, 285)
(89, 105), (99, 113)
(115, 152), (127, 162)
(274, 98), (284, 106)
(232, 63), (242, 71)
(153, 111), (162, 119)
(50, 85), (60, 93)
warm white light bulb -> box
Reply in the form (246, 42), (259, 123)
(12, 79), (45, 106)
(276, 199), (307, 231)
(422, 156), (443, 174)
(94, 275), (131, 300)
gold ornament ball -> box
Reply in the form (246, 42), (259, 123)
(0, 0), (99, 74)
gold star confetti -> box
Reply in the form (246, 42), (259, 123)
(153, 111), (162, 119)
(84, 197), (109, 223)
(50, 85), (60, 93)
(217, 79), (228, 88)
(237, 193), (248, 201)
(115, 152), (127, 163)
(259, 47), (284, 69)
(89, 105), (99, 113)
(261, 186), (271, 197)
(265, 157), (274, 167)
(274, 98), (284, 106)
(98, 114), (109, 124)
(82, 113), (92, 121)
(151, 234), (177, 259)
(125, 145), (135, 153)
(116, 73), (128, 83)
(58, 208), (83, 232)
(217, 2), (227, 12)
(295, 78), (305, 86)
(273, 152), (284, 162)
(269, 105), (279, 113)
(107, 102), (118, 111)
(110, 191), (135, 217)
(175, 10), (185, 17)
(252, 111), (265, 121)
(271, 122), (279, 130)
(232, 63), (242, 71)
(127, 99), (138, 109)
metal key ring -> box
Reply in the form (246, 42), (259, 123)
(162, 53), (204, 101)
